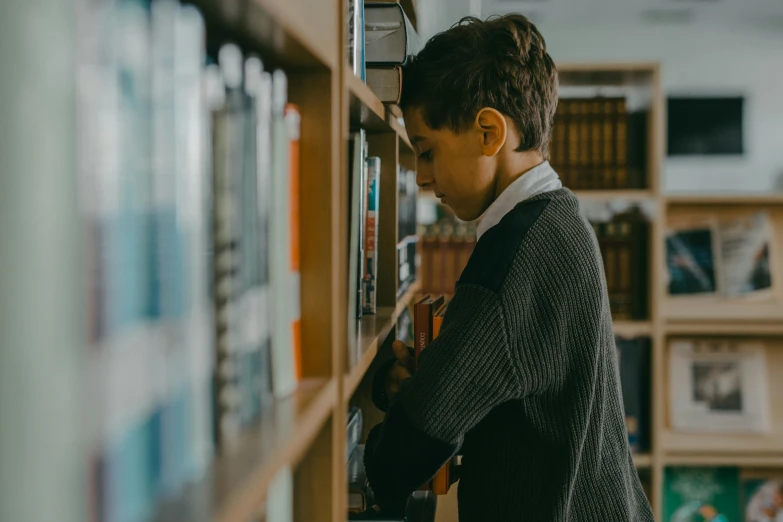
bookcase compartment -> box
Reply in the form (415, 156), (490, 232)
(190, 0), (339, 70)
(554, 64), (661, 193)
(662, 202), (783, 323)
(662, 335), (783, 461)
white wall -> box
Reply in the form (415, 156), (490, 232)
(418, 0), (481, 41)
(536, 21), (783, 193)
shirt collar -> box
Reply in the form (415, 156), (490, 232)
(476, 161), (562, 240)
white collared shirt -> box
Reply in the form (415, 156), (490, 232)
(476, 161), (563, 240)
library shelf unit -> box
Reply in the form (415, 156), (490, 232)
(1, 0), (420, 521)
(560, 62), (783, 519)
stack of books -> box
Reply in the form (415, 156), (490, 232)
(348, 1), (421, 105)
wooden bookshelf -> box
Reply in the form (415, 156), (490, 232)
(2, 0), (420, 521)
(345, 281), (421, 402)
(563, 61), (783, 518)
(574, 190), (656, 202)
(348, 72), (388, 131)
(11, 0), (781, 513)
(634, 454), (654, 469)
(155, 379), (336, 522)
(614, 321), (654, 338)
(561, 62), (666, 517)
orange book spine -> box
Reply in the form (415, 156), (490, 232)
(286, 103), (302, 380)
(431, 302), (450, 495)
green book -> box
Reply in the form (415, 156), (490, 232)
(664, 467), (740, 522)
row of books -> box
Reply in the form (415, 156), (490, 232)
(419, 222), (477, 296)
(348, 1), (419, 104)
(348, 130), (382, 326)
(664, 467), (783, 522)
(666, 211), (775, 299)
(590, 207), (650, 321)
(420, 198), (651, 319)
(550, 97), (648, 190)
(76, 1), (301, 520)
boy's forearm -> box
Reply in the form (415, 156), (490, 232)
(364, 398), (458, 509)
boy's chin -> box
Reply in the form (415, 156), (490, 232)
(449, 204), (482, 223)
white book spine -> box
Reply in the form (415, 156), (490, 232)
(270, 70), (297, 398)
(363, 157), (381, 314)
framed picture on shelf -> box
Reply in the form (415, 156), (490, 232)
(669, 339), (770, 434)
(666, 218), (721, 297)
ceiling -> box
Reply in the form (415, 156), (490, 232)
(482, 0), (783, 27)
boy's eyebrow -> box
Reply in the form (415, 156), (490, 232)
(410, 136), (426, 145)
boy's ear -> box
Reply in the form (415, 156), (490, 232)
(474, 107), (507, 157)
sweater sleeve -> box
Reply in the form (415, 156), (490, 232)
(364, 283), (521, 509)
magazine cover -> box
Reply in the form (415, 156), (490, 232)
(664, 467), (740, 522)
(666, 222), (719, 296)
(745, 477), (783, 522)
(719, 212), (774, 298)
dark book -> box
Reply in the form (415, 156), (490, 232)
(364, 2), (420, 65)
(615, 337), (651, 453)
(627, 110), (648, 189)
(595, 208), (649, 320)
(347, 407), (364, 463)
(366, 66), (402, 104)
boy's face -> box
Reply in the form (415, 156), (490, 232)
(404, 107), (498, 222)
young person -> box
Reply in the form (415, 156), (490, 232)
(363, 14), (655, 522)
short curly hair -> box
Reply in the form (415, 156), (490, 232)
(400, 14), (559, 158)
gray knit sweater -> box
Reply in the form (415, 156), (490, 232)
(365, 188), (654, 521)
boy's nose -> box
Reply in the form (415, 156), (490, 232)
(416, 164), (433, 188)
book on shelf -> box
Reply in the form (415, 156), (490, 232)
(285, 103), (302, 380)
(347, 0), (366, 80)
(590, 207), (649, 321)
(413, 295), (450, 495)
(347, 406), (364, 462)
(348, 445), (370, 514)
(666, 212), (775, 299)
(418, 202), (478, 297)
(549, 96), (647, 190)
(266, 465), (294, 522)
(78, 1), (216, 519)
(268, 70), (301, 399)
(615, 337), (651, 454)
(348, 130), (368, 367)
(363, 156), (381, 314)
(664, 467), (741, 522)
(364, 2), (420, 66)
(669, 339), (770, 434)
(366, 66), (402, 104)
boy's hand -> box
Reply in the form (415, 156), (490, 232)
(385, 341), (414, 399)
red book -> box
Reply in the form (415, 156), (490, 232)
(413, 295), (450, 494)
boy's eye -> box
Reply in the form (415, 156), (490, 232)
(418, 150), (432, 161)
